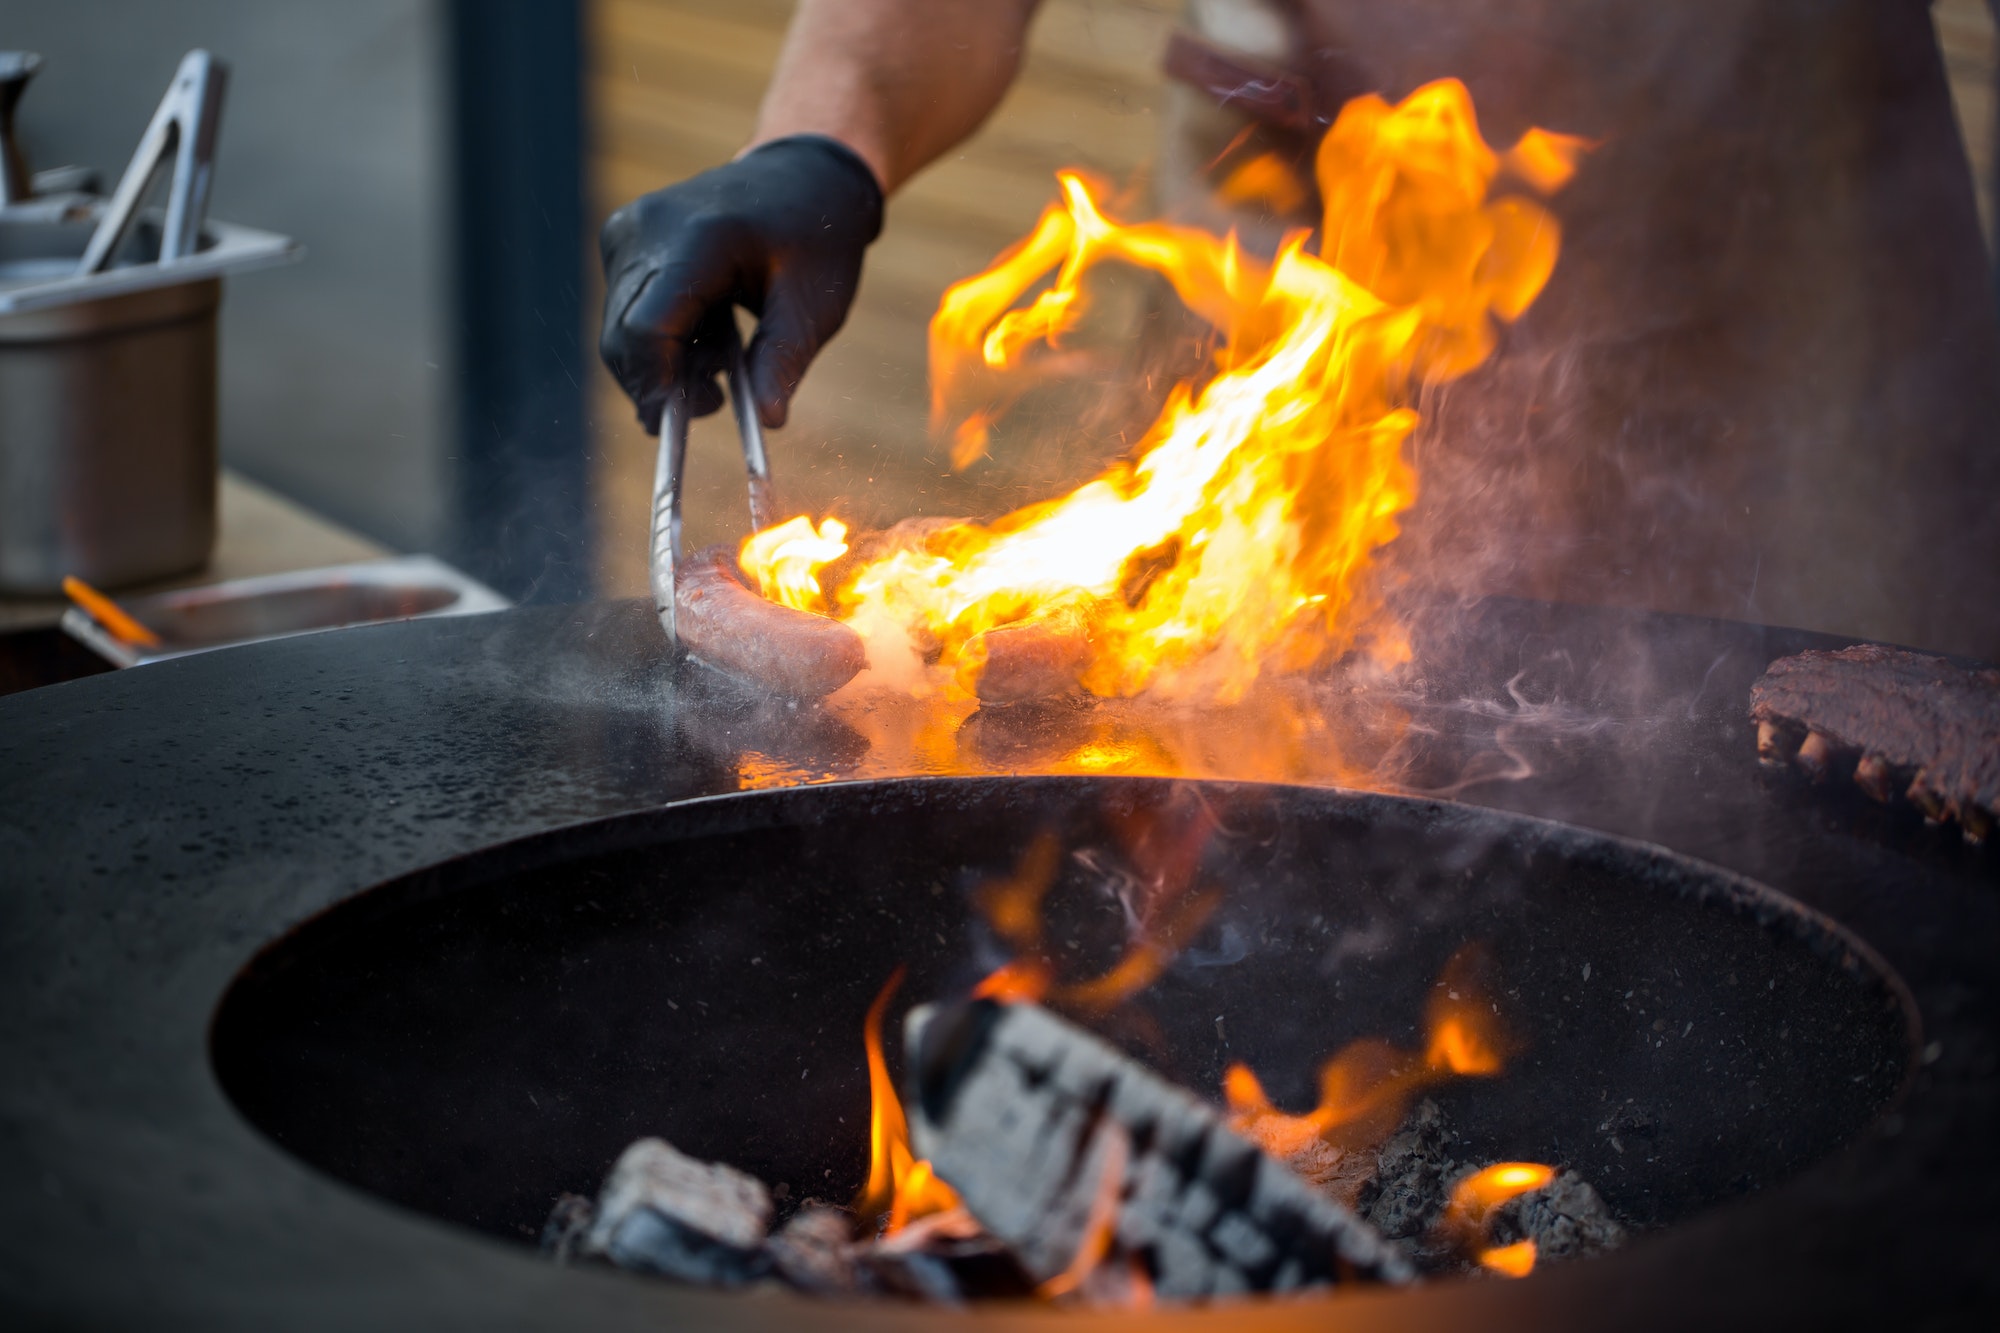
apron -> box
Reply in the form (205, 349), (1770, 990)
(1161, 0), (2000, 660)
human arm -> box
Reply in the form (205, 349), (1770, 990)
(599, 0), (1043, 433)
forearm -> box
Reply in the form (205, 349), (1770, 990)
(749, 0), (1042, 192)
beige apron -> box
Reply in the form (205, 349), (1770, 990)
(1162, 0), (2000, 660)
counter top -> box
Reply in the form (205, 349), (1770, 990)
(0, 470), (387, 631)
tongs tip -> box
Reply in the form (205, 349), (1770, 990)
(650, 318), (782, 648)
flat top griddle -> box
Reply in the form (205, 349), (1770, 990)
(0, 596), (1994, 1330)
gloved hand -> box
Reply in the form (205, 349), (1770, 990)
(599, 134), (885, 435)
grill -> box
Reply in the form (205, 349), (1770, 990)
(1, 594), (1994, 1328)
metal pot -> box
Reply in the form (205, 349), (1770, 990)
(0, 220), (219, 592)
(0, 49), (296, 594)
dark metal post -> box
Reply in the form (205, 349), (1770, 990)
(446, 0), (591, 602)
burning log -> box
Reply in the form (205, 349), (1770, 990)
(1486, 1169), (1626, 1263)
(858, 1208), (1037, 1303)
(568, 1137), (774, 1286)
(903, 998), (1414, 1300)
(1750, 644), (2000, 842)
(675, 546), (866, 699)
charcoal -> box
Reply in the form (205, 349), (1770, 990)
(904, 999), (1412, 1302)
(539, 1192), (594, 1263)
(1489, 1169), (1627, 1261)
(860, 1209), (1036, 1303)
(763, 1203), (862, 1295)
(1346, 1098), (1468, 1274)
(1355, 1099), (1461, 1243)
(581, 1137), (773, 1286)
(1750, 644), (2000, 838)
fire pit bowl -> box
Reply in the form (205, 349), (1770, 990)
(4, 596), (1996, 1330)
(211, 776), (1913, 1272)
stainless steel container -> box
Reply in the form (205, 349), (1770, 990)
(60, 555), (511, 669)
(0, 50), (297, 594)
(0, 221), (221, 593)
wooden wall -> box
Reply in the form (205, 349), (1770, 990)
(587, 0), (1178, 597)
(585, 1), (1999, 598)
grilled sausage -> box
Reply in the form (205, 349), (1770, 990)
(675, 546), (866, 698)
(972, 607), (1095, 704)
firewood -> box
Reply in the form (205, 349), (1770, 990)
(859, 1208), (1036, 1303)
(904, 999), (1413, 1301)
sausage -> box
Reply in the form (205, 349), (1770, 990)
(972, 606), (1095, 704)
(674, 546), (866, 698)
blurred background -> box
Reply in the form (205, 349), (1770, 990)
(4, 0), (1994, 605)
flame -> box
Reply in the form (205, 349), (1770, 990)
(966, 803), (1220, 1013)
(975, 832), (1061, 950)
(1216, 150), (1309, 216)
(1227, 945), (1513, 1155)
(738, 515), (849, 613)
(972, 958), (1052, 1004)
(1477, 1238), (1539, 1278)
(1451, 1161), (1557, 1213)
(1425, 944), (1511, 1075)
(738, 79), (1577, 704)
(854, 969), (962, 1232)
(1444, 1161), (1556, 1275)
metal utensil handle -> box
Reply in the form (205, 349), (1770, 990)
(649, 389), (691, 644)
(78, 49), (229, 275)
(0, 52), (42, 206)
(723, 320), (780, 532)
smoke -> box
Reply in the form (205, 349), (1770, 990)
(1336, 0), (2000, 661)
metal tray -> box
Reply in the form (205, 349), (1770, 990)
(60, 555), (509, 668)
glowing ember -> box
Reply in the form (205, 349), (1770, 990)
(738, 79), (1582, 704)
(854, 968), (961, 1232)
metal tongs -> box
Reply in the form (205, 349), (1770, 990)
(78, 49), (229, 273)
(650, 319), (778, 645)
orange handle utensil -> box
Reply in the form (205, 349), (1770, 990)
(62, 575), (162, 649)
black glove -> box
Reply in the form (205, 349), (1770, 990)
(599, 134), (885, 435)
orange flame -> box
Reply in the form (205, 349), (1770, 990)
(739, 79), (1580, 705)
(1477, 1238), (1539, 1278)
(1227, 945), (1514, 1156)
(738, 515), (849, 613)
(974, 832), (1061, 951)
(854, 969), (962, 1232)
(967, 806), (1220, 1013)
(1216, 151), (1308, 216)
(1425, 944), (1511, 1075)
(1444, 1161), (1556, 1277)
